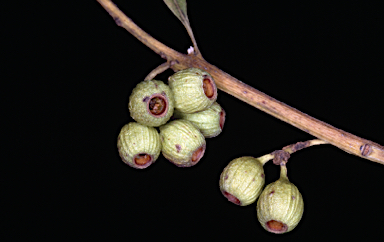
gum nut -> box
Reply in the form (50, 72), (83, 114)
(219, 156), (265, 206)
(173, 102), (226, 138)
(128, 79), (175, 127)
(168, 68), (217, 113)
(159, 119), (206, 167)
(117, 122), (161, 169)
(256, 165), (304, 234)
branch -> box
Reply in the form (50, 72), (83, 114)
(96, 0), (384, 165)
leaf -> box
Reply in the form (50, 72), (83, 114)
(163, 0), (203, 58)
(163, 0), (189, 24)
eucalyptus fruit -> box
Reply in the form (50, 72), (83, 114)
(117, 122), (161, 169)
(129, 79), (175, 127)
(173, 102), (225, 138)
(168, 68), (217, 113)
(159, 119), (206, 167)
(257, 165), (304, 234)
(219, 156), (265, 206)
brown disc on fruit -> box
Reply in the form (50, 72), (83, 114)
(222, 191), (241, 205)
(202, 76), (216, 99)
(266, 220), (288, 234)
(134, 153), (152, 167)
(219, 109), (226, 130)
(147, 93), (168, 117)
(191, 144), (206, 163)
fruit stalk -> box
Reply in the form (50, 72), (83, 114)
(96, 0), (384, 165)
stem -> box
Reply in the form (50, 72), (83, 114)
(96, 0), (384, 165)
(257, 139), (328, 165)
(280, 165), (288, 179)
(257, 154), (275, 165)
(184, 22), (202, 59)
(144, 62), (173, 81)
(282, 139), (328, 154)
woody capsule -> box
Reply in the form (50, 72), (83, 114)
(257, 164), (304, 234)
(159, 119), (206, 167)
(168, 68), (217, 113)
(117, 122), (162, 169)
(128, 79), (175, 127)
(219, 156), (265, 206)
(173, 102), (225, 138)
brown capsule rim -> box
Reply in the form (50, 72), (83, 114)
(265, 220), (288, 234)
(131, 153), (154, 169)
(146, 93), (169, 118)
(222, 190), (241, 205)
(219, 108), (226, 130)
(202, 75), (217, 100)
(191, 144), (206, 164)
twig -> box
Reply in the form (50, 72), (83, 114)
(257, 139), (328, 165)
(96, 0), (384, 165)
(144, 62), (174, 81)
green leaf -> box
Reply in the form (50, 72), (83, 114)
(163, 0), (189, 24)
(163, 0), (202, 58)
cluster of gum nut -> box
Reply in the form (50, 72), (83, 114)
(117, 68), (304, 234)
(117, 67), (224, 169)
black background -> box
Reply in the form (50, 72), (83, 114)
(4, 1), (384, 240)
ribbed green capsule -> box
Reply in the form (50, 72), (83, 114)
(159, 119), (206, 167)
(168, 68), (217, 113)
(219, 156), (265, 206)
(173, 102), (225, 138)
(257, 165), (304, 234)
(128, 79), (175, 127)
(117, 122), (161, 169)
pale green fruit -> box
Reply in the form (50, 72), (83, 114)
(159, 119), (206, 167)
(128, 79), (175, 127)
(219, 156), (265, 206)
(257, 165), (304, 234)
(117, 122), (161, 169)
(173, 102), (225, 138)
(168, 68), (217, 113)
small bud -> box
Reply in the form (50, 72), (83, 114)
(129, 80), (175, 127)
(219, 156), (265, 206)
(257, 165), (304, 234)
(173, 102), (225, 138)
(159, 119), (206, 167)
(168, 68), (217, 113)
(117, 122), (161, 169)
